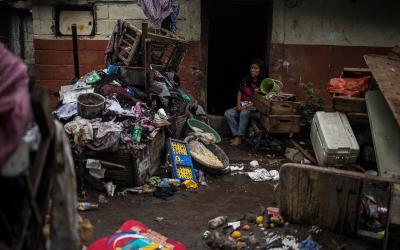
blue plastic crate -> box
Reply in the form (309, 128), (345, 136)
(167, 138), (197, 182)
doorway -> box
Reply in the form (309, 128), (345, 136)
(205, 0), (273, 115)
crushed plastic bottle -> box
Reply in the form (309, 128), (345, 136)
(208, 216), (227, 229)
(131, 124), (143, 144)
(77, 202), (99, 211)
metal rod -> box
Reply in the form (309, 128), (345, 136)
(71, 24), (80, 78)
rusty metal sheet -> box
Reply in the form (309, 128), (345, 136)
(364, 55), (400, 127)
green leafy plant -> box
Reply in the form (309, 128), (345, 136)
(299, 82), (325, 127)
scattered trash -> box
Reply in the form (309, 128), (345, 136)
(284, 147), (304, 163)
(227, 221), (241, 230)
(148, 176), (162, 187)
(98, 194), (108, 204)
(77, 202), (99, 211)
(198, 170), (208, 186)
(182, 179), (198, 189)
(236, 241), (247, 249)
(245, 213), (257, 223)
(309, 225), (322, 235)
(105, 182), (116, 197)
(154, 217), (164, 222)
(231, 230), (241, 239)
(78, 218), (94, 244)
(226, 165), (244, 172)
(298, 235), (320, 250)
(249, 160), (259, 169)
(247, 168), (279, 182)
(282, 235), (299, 250)
(119, 185), (156, 195)
(208, 216), (227, 229)
(241, 224), (250, 231)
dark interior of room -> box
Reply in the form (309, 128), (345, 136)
(206, 0), (272, 115)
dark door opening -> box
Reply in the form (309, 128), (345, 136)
(206, 0), (272, 115)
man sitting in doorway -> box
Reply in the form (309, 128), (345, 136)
(224, 59), (265, 146)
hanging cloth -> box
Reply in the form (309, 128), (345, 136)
(137, 0), (173, 29)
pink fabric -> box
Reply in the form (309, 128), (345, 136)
(137, 0), (173, 28)
(0, 42), (32, 168)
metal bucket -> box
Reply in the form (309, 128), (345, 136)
(77, 93), (105, 119)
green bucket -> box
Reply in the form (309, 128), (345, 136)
(186, 118), (221, 143)
(260, 78), (283, 94)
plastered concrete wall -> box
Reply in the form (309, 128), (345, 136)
(32, 0), (201, 41)
(9, 13), (35, 76)
(272, 0), (400, 47)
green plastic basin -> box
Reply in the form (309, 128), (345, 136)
(186, 118), (221, 143)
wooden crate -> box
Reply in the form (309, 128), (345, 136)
(260, 114), (301, 134)
(82, 129), (165, 187)
(254, 91), (300, 115)
(332, 93), (366, 113)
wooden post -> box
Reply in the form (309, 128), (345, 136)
(142, 22), (151, 106)
(71, 24), (80, 78)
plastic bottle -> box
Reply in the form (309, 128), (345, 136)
(159, 178), (181, 188)
(208, 216), (227, 229)
(132, 124), (143, 144)
(77, 202), (99, 211)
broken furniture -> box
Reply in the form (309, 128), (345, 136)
(116, 21), (189, 107)
(81, 128), (165, 187)
(280, 163), (400, 250)
(117, 22), (189, 72)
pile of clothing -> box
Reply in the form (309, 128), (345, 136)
(53, 68), (190, 154)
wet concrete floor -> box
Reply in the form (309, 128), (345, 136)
(82, 138), (378, 249)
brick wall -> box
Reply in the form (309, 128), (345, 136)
(34, 38), (201, 107)
(178, 41), (205, 106)
(32, 0), (202, 107)
(34, 39), (107, 106)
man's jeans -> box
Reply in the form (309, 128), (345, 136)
(224, 107), (260, 136)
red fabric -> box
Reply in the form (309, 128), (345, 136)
(88, 220), (186, 250)
(326, 76), (370, 97)
(0, 42), (32, 168)
(99, 84), (132, 102)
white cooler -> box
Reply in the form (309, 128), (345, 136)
(310, 112), (360, 167)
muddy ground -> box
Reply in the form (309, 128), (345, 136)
(81, 138), (379, 249)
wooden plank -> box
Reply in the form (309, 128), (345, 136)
(364, 55), (400, 127)
(366, 91), (400, 178)
(332, 94), (366, 113)
(390, 183), (400, 225)
(280, 164), (362, 235)
(341, 67), (372, 78)
(290, 139), (317, 164)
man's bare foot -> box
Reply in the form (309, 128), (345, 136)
(230, 136), (241, 146)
